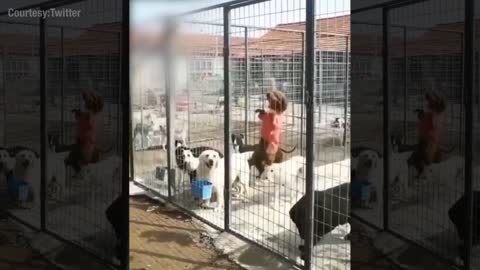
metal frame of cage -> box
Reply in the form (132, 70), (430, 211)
(351, 0), (476, 269)
(131, 0), (350, 269)
(0, 0), (129, 269)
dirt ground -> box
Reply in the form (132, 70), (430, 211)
(350, 219), (403, 270)
(0, 215), (61, 270)
(129, 196), (242, 270)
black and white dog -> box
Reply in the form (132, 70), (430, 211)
(289, 183), (350, 260)
(174, 141), (223, 191)
(0, 147), (13, 191)
(231, 134), (256, 153)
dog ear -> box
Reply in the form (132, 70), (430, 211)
(240, 134), (245, 139)
(218, 151), (224, 159)
(231, 134), (235, 143)
(175, 140), (183, 148)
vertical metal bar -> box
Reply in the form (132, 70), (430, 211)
(318, 49), (322, 123)
(2, 47), (6, 146)
(290, 50), (294, 125)
(300, 33), (305, 156)
(244, 26), (249, 142)
(140, 87), (144, 149)
(464, 0), (474, 268)
(60, 27), (64, 143)
(261, 49), (265, 109)
(382, 7), (390, 231)
(403, 26), (407, 143)
(187, 57), (191, 144)
(224, 6), (232, 231)
(117, 32), (122, 153)
(165, 19), (176, 199)
(39, 14), (47, 231)
(292, 51), (296, 127)
(120, 0), (130, 267)
(304, 0), (316, 268)
(343, 37), (349, 152)
(460, 32), (464, 154)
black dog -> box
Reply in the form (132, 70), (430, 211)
(231, 134), (256, 153)
(289, 183), (350, 260)
(106, 195), (126, 260)
(449, 191), (480, 261)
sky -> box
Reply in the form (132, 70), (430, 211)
(132, 0), (350, 34)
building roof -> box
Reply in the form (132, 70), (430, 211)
(132, 15), (351, 57)
(0, 22), (120, 57)
(249, 14), (350, 54)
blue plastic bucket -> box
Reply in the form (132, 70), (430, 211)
(191, 180), (213, 200)
(352, 179), (371, 202)
(6, 177), (30, 202)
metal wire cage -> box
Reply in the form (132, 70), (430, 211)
(131, 0), (351, 269)
(0, 0), (127, 268)
(351, 0), (478, 269)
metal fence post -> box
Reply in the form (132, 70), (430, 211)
(300, 33), (305, 156)
(464, 0), (475, 268)
(224, 6), (232, 231)
(304, 0), (316, 268)
(343, 36), (349, 151)
(39, 14), (47, 231)
(403, 26), (408, 143)
(117, 32), (122, 153)
(382, 7), (390, 231)
(244, 26), (249, 142)
(121, 0), (130, 267)
(2, 47), (6, 146)
(60, 27), (65, 144)
(165, 19), (176, 199)
(318, 50), (322, 124)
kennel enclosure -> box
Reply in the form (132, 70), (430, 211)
(131, 0), (351, 269)
(351, 0), (479, 269)
(0, 0), (129, 269)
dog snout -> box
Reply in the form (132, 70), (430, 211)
(22, 160), (30, 168)
(207, 159), (214, 168)
(364, 159), (372, 168)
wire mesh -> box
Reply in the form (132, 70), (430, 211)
(131, 0), (351, 269)
(352, 0), (478, 269)
(0, 18), (42, 229)
(312, 1), (350, 269)
(46, 25), (122, 263)
(0, 0), (123, 267)
(386, 1), (467, 266)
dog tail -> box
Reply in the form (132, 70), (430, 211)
(280, 145), (297, 154)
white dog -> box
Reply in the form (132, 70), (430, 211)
(12, 149), (40, 206)
(46, 153), (68, 201)
(390, 150), (412, 200)
(146, 128), (167, 149)
(159, 124), (187, 149)
(355, 150), (378, 180)
(230, 151), (254, 199)
(197, 150), (225, 211)
(259, 156), (306, 205)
